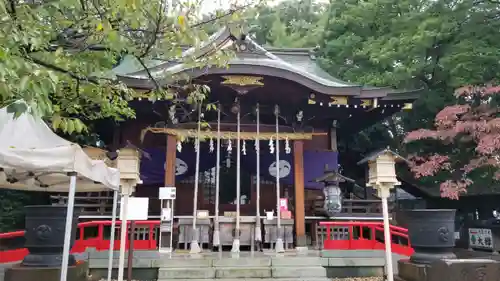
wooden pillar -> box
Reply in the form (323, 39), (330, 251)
(293, 140), (306, 247)
(164, 135), (177, 186)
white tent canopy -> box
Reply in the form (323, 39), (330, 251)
(0, 103), (122, 281)
(0, 105), (120, 191)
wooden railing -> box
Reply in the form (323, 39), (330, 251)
(319, 221), (413, 256)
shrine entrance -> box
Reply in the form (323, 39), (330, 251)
(200, 153), (253, 214)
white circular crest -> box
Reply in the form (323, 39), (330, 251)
(269, 160), (291, 178)
(164, 158), (188, 176)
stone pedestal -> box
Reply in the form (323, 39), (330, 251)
(263, 218), (294, 249)
(177, 218), (211, 249)
(5, 261), (88, 281)
(23, 205), (80, 267)
(397, 258), (500, 281)
(219, 216), (256, 247)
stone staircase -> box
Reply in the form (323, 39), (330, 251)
(156, 255), (329, 281)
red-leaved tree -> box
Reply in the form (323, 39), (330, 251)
(404, 85), (500, 199)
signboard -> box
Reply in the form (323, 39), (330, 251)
(159, 187), (176, 200)
(279, 198), (288, 211)
(469, 228), (493, 249)
(120, 197), (149, 221)
(161, 208), (172, 221)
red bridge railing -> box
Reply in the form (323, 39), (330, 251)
(319, 221), (414, 256)
(0, 220), (160, 264)
(0, 220), (413, 263)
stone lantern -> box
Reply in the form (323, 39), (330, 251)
(358, 148), (407, 281)
(117, 148), (141, 182)
(116, 147), (142, 281)
(358, 148), (404, 197)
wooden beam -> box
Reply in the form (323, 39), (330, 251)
(164, 135), (177, 186)
(293, 140), (306, 247)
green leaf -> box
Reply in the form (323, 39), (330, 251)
(66, 119), (75, 135)
(6, 102), (28, 118)
(19, 76), (30, 92)
(52, 116), (62, 131)
(73, 119), (84, 133)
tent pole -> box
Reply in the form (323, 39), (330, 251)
(107, 190), (119, 281)
(117, 187), (130, 281)
(275, 105), (284, 253)
(213, 104), (221, 252)
(60, 173), (77, 281)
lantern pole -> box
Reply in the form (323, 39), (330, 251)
(213, 104), (221, 252)
(107, 190), (119, 281)
(231, 100), (241, 253)
(274, 105), (284, 253)
(255, 103), (262, 250)
(190, 103), (202, 254)
(379, 184), (394, 281)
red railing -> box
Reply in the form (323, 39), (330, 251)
(319, 221), (414, 256)
(0, 220), (413, 264)
(0, 220), (160, 264)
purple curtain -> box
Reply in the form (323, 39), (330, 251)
(140, 145), (216, 185)
(240, 147), (294, 184)
(140, 146), (338, 189)
(303, 151), (338, 189)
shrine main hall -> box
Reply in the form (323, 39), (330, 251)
(90, 26), (419, 250)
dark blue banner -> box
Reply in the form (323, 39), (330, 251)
(140, 145), (338, 189)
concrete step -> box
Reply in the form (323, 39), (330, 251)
(215, 267), (271, 278)
(271, 256), (324, 267)
(158, 267), (215, 279)
(213, 257), (270, 267)
(157, 277), (331, 281)
(153, 257), (213, 268)
(272, 266), (327, 278)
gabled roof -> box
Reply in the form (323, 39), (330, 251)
(113, 27), (421, 101)
(357, 147), (409, 165)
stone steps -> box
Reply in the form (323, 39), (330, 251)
(157, 279), (330, 281)
(157, 256), (329, 280)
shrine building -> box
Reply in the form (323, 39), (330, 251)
(87, 27), (420, 250)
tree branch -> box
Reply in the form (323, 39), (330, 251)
(136, 56), (161, 89)
(189, 3), (251, 28)
(25, 55), (100, 85)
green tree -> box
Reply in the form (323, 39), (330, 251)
(318, 0), (500, 188)
(247, 0), (327, 47)
(0, 0), (244, 133)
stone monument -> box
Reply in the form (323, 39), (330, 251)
(4, 205), (88, 281)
